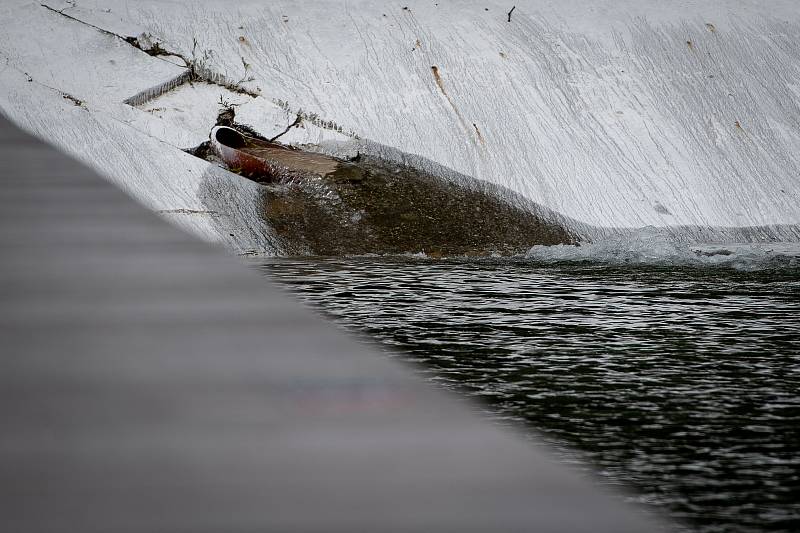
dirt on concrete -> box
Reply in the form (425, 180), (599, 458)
(256, 154), (575, 256)
(192, 119), (575, 256)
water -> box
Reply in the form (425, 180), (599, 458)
(261, 257), (800, 532)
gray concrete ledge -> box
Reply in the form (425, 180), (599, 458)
(0, 114), (662, 532)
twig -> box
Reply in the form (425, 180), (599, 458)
(236, 56), (255, 86)
(507, 5), (515, 22)
(217, 94), (241, 109)
(58, 0), (77, 14)
(269, 114), (302, 142)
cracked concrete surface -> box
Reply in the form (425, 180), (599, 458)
(48, 0), (794, 237)
(4, 1), (578, 257)
(2, 0), (799, 255)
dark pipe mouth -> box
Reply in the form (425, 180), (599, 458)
(214, 126), (246, 148)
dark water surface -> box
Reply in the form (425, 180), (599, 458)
(261, 258), (800, 532)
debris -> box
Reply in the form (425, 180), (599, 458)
(125, 33), (170, 57)
(272, 99), (359, 139)
(158, 209), (220, 216)
(56, 0), (76, 15)
(507, 5), (516, 22)
(217, 94), (241, 110)
(236, 56), (254, 85)
(60, 92), (84, 107)
(472, 123), (485, 144)
(269, 114), (303, 142)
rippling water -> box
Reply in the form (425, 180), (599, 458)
(261, 258), (800, 532)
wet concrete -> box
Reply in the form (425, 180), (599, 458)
(259, 153), (575, 256)
(196, 122), (576, 256)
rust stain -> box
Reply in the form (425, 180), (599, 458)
(430, 65), (481, 145)
(735, 120), (743, 130)
(687, 40), (694, 50)
(705, 23), (716, 33)
(431, 65), (447, 96)
(412, 38), (422, 51)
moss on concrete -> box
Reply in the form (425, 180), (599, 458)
(257, 154), (575, 256)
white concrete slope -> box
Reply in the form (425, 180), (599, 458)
(2, 0), (799, 247)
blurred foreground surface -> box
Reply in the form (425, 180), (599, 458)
(0, 115), (662, 531)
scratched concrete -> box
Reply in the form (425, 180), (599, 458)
(0, 114), (663, 532)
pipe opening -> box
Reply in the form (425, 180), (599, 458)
(214, 126), (246, 148)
